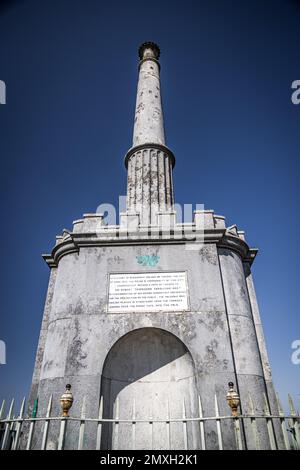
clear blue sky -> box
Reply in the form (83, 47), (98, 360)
(0, 0), (299, 412)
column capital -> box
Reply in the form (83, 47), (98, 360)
(138, 42), (160, 61)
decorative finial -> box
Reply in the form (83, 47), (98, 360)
(226, 381), (240, 417)
(60, 384), (73, 417)
(138, 42), (160, 61)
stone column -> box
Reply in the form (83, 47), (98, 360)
(243, 261), (285, 449)
(125, 42), (175, 226)
(133, 42), (165, 146)
(218, 248), (272, 449)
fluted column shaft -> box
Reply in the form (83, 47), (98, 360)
(125, 42), (175, 226)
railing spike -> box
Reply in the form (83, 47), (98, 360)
(7, 398), (14, 419)
(198, 395), (203, 418)
(275, 392), (284, 416)
(248, 393), (255, 415)
(263, 393), (271, 415)
(98, 395), (103, 419)
(182, 397), (186, 419)
(0, 399), (5, 419)
(115, 397), (119, 419)
(47, 395), (53, 416)
(19, 398), (26, 418)
(96, 396), (104, 451)
(81, 395), (86, 419)
(214, 393), (220, 416)
(288, 394), (296, 416)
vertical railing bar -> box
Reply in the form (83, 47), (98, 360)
(26, 398), (38, 451)
(276, 393), (290, 450)
(57, 418), (67, 450)
(198, 395), (205, 450)
(263, 393), (276, 450)
(248, 393), (260, 450)
(112, 397), (119, 450)
(214, 394), (223, 450)
(288, 394), (300, 450)
(234, 417), (243, 450)
(182, 398), (188, 450)
(166, 398), (171, 450)
(78, 396), (86, 450)
(149, 404), (153, 451)
(287, 417), (296, 450)
(41, 395), (53, 450)
(26, 421), (35, 450)
(1, 399), (14, 450)
(12, 398), (26, 450)
(9, 418), (16, 450)
(96, 396), (103, 451)
(132, 398), (136, 450)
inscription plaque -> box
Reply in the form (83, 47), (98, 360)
(108, 272), (189, 313)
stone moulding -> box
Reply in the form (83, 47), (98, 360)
(124, 142), (176, 169)
(42, 226), (257, 268)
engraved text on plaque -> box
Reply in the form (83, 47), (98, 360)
(108, 272), (189, 313)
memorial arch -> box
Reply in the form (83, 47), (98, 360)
(100, 327), (199, 449)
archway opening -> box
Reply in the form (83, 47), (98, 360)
(100, 327), (199, 449)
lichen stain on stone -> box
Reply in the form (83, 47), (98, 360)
(107, 254), (123, 265)
(196, 339), (226, 373)
(42, 359), (53, 372)
(206, 430), (218, 448)
(205, 313), (225, 332)
(198, 246), (218, 265)
(96, 298), (107, 313)
(239, 284), (248, 300)
(69, 318), (88, 370)
(73, 298), (84, 316)
(223, 359), (229, 369)
(177, 315), (198, 342)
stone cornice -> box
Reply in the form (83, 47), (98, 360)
(42, 226), (256, 268)
(43, 235), (79, 268)
(124, 143), (176, 169)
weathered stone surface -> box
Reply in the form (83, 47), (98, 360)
(27, 43), (283, 450)
(28, 233), (281, 449)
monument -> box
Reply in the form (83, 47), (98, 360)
(28, 42), (283, 449)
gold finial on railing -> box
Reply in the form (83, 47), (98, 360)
(60, 384), (73, 417)
(226, 382), (240, 417)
